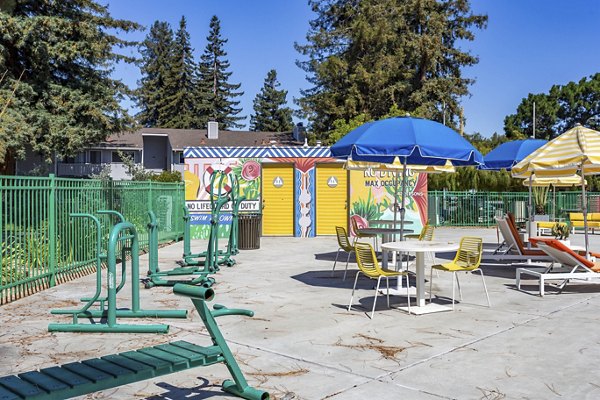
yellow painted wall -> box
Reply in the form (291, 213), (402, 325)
(316, 164), (348, 234)
(262, 164), (294, 235)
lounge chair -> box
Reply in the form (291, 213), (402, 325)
(516, 238), (600, 296)
(483, 215), (551, 262)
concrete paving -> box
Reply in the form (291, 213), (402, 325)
(2, 227), (600, 399)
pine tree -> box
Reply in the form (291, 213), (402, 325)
(159, 16), (197, 129)
(0, 0), (140, 163)
(197, 15), (244, 129)
(250, 70), (293, 131)
(136, 21), (174, 127)
(296, 0), (487, 139)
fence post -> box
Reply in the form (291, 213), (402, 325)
(148, 180), (153, 213)
(48, 174), (57, 287)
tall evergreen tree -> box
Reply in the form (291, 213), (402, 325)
(0, 0), (140, 163)
(250, 70), (293, 131)
(159, 16), (197, 129)
(136, 21), (174, 127)
(197, 15), (244, 129)
(296, 0), (487, 139)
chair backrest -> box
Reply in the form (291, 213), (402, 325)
(530, 237), (599, 272)
(335, 226), (353, 251)
(503, 215), (529, 255)
(453, 236), (483, 270)
(495, 216), (520, 254)
(354, 242), (381, 278)
(420, 224), (435, 241)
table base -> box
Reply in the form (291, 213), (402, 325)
(379, 287), (417, 297)
(396, 303), (452, 315)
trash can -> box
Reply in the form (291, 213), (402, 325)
(238, 213), (262, 250)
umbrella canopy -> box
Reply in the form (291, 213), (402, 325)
(520, 174), (585, 187)
(511, 124), (600, 257)
(512, 125), (600, 178)
(330, 116), (483, 166)
(331, 116), (483, 238)
(480, 139), (547, 171)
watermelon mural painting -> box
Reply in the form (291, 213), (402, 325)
(184, 158), (262, 239)
(349, 168), (427, 236)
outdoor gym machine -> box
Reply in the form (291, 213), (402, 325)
(182, 170), (237, 268)
(145, 210), (215, 288)
(49, 212), (187, 333)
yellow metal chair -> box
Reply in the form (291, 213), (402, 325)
(350, 217), (378, 250)
(403, 223), (435, 270)
(429, 236), (490, 309)
(332, 226), (355, 280)
(348, 242), (411, 319)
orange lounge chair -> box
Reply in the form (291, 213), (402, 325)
(516, 238), (600, 296)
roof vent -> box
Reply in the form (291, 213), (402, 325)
(208, 121), (218, 139)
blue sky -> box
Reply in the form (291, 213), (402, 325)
(105, 0), (600, 137)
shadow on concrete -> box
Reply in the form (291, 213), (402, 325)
(145, 377), (231, 399)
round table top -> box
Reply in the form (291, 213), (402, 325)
(368, 219), (414, 225)
(359, 227), (414, 235)
(381, 240), (459, 253)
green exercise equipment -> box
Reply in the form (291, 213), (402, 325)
(145, 210), (215, 288)
(49, 212), (187, 333)
(4, 284), (269, 399)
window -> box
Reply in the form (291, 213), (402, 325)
(112, 151), (136, 163)
(89, 151), (101, 164)
(174, 151), (184, 164)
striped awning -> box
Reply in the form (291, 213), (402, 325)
(184, 146), (332, 159)
(512, 125), (600, 178)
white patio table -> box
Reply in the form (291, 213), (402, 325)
(381, 240), (459, 315)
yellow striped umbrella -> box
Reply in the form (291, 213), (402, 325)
(512, 124), (600, 178)
(512, 124), (600, 256)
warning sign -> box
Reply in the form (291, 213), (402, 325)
(273, 176), (284, 188)
(327, 176), (338, 188)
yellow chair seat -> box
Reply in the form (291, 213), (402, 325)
(432, 262), (478, 272)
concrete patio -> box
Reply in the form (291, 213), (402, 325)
(2, 227), (600, 399)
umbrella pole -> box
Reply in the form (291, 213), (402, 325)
(400, 158), (408, 241)
(528, 175), (533, 248)
(581, 165), (590, 258)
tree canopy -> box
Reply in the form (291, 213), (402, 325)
(250, 69), (293, 132)
(504, 73), (600, 140)
(0, 0), (140, 163)
(296, 0), (487, 140)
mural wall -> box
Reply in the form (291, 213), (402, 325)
(183, 147), (428, 239)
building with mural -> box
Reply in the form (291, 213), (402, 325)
(184, 129), (428, 239)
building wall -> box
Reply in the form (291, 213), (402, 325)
(183, 146), (428, 239)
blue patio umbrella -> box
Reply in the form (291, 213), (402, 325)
(330, 116), (483, 237)
(480, 139), (547, 171)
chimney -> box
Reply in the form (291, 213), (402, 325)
(208, 121), (218, 139)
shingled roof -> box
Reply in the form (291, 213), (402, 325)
(100, 128), (299, 150)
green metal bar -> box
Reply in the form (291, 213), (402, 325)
(48, 174), (57, 287)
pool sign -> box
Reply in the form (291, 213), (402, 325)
(327, 176), (338, 188)
(273, 176), (284, 188)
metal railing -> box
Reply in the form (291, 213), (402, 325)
(0, 175), (185, 304)
(427, 190), (600, 227)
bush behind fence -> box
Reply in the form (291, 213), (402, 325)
(0, 175), (184, 304)
(428, 190), (600, 227)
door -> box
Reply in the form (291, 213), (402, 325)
(316, 163), (348, 235)
(262, 164), (294, 236)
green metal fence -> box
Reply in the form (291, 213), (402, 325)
(0, 175), (185, 304)
(428, 190), (600, 227)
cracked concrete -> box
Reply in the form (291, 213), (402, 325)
(2, 227), (600, 399)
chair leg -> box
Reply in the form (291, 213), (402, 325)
(332, 248), (342, 276)
(451, 271), (456, 310)
(406, 273), (411, 314)
(342, 250), (352, 281)
(371, 276), (382, 319)
(429, 266), (434, 302)
(348, 271), (361, 312)
(475, 269), (491, 307)
(455, 272), (463, 300)
(385, 276), (390, 308)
